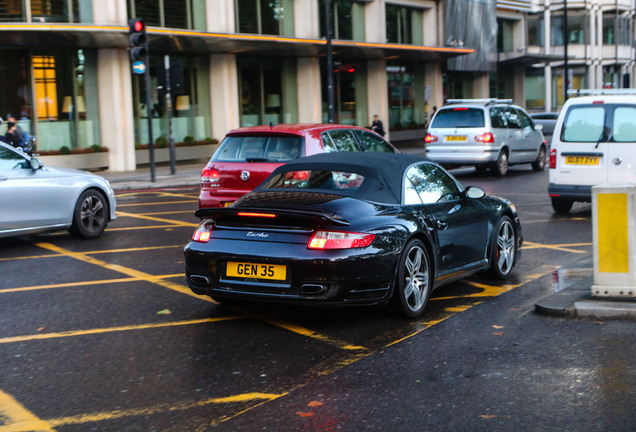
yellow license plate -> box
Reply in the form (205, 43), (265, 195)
(565, 156), (600, 165)
(446, 135), (467, 142)
(222, 201), (234, 207)
(226, 262), (287, 281)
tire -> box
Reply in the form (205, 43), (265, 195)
(532, 145), (546, 171)
(488, 216), (516, 279)
(551, 197), (573, 214)
(493, 150), (509, 177)
(69, 189), (109, 239)
(393, 239), (432, 318)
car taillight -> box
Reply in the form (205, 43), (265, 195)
(549, 148), (557, 169)
(237, 212), (276, 218)
(192, 222), (213, 243)
(308, 231), (376, 249)
(201, 167), (220, 183)
(424, 133), (438, 144)
(475, 132), (494, 143)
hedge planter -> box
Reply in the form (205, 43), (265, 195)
(38, 152), (110, 171)
(135, 144), (216, 165)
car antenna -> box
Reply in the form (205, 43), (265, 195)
(269, 122), (275, 129)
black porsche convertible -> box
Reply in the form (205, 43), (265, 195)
(184, 152), (522, 317)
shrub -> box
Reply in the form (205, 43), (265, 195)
(155, 136), (168, 148)
(184, 135), (195, 146)
(60, 146), (71, 155)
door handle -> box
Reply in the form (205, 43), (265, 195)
(436, 220), (448, 230)
(613, 157), (622, 165)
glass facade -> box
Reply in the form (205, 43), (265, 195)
(387, 64), (426, 129)
(236, 0), (293, 36)
(0, 0), (92, 23)
(527, 15), (543, 46)
(319, 0), (354, 40)
(128, 0), (205, 30)
(386, 5), (412, 44)
(132, 55), (211, 147)
(0, 49), (100, 152)
(320, 60), (367, 126)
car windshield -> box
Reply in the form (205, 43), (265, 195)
(263, 169), (365, 191)
(431, 108), (485, 128)
(212, 135), (302, 162)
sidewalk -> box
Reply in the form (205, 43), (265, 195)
(101, 162), (203, 191)
(535, 268), (636, 320)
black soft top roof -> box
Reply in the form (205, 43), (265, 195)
(255, 152), (430, 204)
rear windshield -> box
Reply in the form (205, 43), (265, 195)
(431, 108), (486, 128)
(212, 135), (302, 162)
(263, 169), (365, 191)
(562, 106), (605, 142)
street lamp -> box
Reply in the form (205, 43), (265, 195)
(325, 0), (335, 123)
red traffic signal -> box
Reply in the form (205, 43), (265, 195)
(129, 18), (145, 34)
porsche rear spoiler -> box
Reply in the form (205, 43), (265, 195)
(194, 206), (351, 226)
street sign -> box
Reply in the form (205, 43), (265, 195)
(132, 61), (146, 75)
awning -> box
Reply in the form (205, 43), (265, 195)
(0, 23), (474, 62)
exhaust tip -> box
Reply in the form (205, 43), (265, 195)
(189, 274), (211, 286)
(300, 284), (327, 295)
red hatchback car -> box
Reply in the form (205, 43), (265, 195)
(198, 123), (399, 208)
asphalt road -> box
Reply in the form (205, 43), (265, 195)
(1, 165), (635, 431)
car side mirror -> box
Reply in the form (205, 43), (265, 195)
(465, 186), (485, 199)
(29, 157), (42, 170)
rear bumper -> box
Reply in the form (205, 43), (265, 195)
(548, 183), (592, 202)
(426, 146), (500, 165)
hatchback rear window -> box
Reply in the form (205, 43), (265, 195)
(213, 135), (302, 162)
(431, 108), (485, 128)
(562, 106), (605, 142)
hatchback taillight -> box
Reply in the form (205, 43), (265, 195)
(549, 148), (557, 169)
(192, 222), (213, 243)
(475, 132), (495, 143)
(201, 167), (220, 184)
(308, 231), (376, 250)
(424, 133), (438, 144)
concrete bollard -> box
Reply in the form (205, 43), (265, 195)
(592, 184), (636, 298)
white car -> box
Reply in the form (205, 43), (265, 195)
(0, 141), (117, 238)
(548, 89), (636, 213)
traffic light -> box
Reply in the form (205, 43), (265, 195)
(128, 18), (147, 74)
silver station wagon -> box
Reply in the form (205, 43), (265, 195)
(425, 99), (547, 176)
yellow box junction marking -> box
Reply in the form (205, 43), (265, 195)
(597, 193), (629, 273)
(0, 389), (55, 431)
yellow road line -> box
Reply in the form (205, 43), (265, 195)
(0, 317), (241, 344)
(0, 389), (56, 431)
(108, 224), (186, 231)
(0, 245), (183, 262)
(116, 200), (194, 207)
(115, 211), (198, 227)
(35, 242), (208, 302)
(46, 392), (285, 428)
(0, 274), (184, 294)
(523, 240), (592, 253)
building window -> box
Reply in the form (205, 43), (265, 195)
(319, 0), (353, 40)
(497, 19), (514, 52)
(386, 4), (412, 44)
(237, 0), (289, 35)
(551, 14), (588, 46)
(603, 15), (615, 44)
(129, 0), (199, 29)
(527, 15), (544, 46)
(320, 60), (361, 125)
(238, 58), (284, 126)
(1, 0), (93, 23)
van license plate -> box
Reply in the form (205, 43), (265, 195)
(446, 135), (467, 142)
(565, 156), (600, 165)
(226, 262), (287, 281)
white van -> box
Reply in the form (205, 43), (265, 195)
(548, 89), (636, 213)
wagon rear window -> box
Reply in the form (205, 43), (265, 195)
(431, 108), (485, 128)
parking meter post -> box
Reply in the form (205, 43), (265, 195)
(592, 184), (636, 298)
